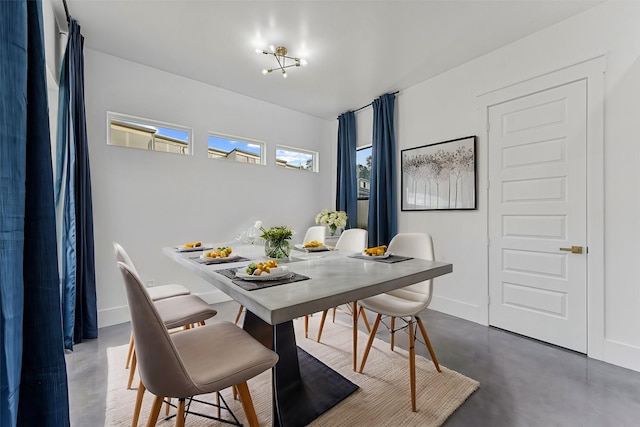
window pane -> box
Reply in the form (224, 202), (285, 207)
(276, 146), (317, 172)
(357, 146), (372, 199)
(108, 112), (191, 155)
(208, 134), (264, 164)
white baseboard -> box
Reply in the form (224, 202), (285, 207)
(429, 295), (483, 325)
(98, 304), (130, 328)
(97, 290), (232, 328)
(603, 339), (640, 373)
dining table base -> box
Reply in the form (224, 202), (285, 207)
(243, 311), (359, 427)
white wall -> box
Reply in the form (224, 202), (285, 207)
(43, 0), (639, 372)
(83, 50), (335, 326)
(395, 0), (640, 371)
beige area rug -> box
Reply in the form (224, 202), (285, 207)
(105, 316), (479, 426)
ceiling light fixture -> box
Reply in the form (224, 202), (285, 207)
(256, 45), (307, 78)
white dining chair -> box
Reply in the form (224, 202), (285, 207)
(316, 229), (370, 342)
(113, 242), (190, 301)
(357, 232), (441, 412)
(303, 225), (326, 244)
(118, 262), (278, 427)
(334, 228), (367, 252)
(113, 242), (191, 372)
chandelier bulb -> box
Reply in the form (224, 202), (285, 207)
(282, 70), (287, 78)
(300, 59), (308, 67)
(255, 48), (263, 54)
(269, 45), (276, 53)
(262, 69), (269, 75)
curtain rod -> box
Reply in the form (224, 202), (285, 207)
(62, 0), (70, 23)
(353, 90), (400, 113)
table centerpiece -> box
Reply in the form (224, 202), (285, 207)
(260, 224), (293, 259)
(315, 209), (348, 236)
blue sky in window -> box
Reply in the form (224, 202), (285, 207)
(155, 127), (189, 141)
(357, 146), (371, 165)
(276, 148), (312, 167)
(208, 135), (261, 154)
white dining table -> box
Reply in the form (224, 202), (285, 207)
(164, 244), (452, 427)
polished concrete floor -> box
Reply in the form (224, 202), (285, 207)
(66, 301), (640, 426)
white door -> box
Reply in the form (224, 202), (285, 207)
(488, 79), (587, 353)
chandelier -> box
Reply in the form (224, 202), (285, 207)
(255, 45), (307, 78)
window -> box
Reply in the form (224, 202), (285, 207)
(275, 145), (317, 172)
(357, 145), (372, 199)
(207, 133), (265, 165)
(107, 112), (191, 155)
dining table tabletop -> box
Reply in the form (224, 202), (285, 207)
(164, 242), (453, 427)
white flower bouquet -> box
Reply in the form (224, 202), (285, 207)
(315, 210), (348, 235)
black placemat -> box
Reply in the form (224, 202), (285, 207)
(216, 268), (310, 291)
(190, 255), (250, 265)
(348, 254), (413, 264)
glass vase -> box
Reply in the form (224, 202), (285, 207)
(328, 224), (337, 236)
(264, 238), (291, 259)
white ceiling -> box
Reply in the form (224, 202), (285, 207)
(54, 0), (603, 120)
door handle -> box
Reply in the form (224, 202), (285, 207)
(559, 245), (583, 254)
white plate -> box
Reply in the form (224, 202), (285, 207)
(295, 243), (330, 252)
(175, 244), (212, 252)
(235, 266), (292, 281)
(200, 251), (240, 261)
(361, 251), (391, 259)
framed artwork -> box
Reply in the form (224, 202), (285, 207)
(401, 135), (477, 211)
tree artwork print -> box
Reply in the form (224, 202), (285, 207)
(401, 136), (477, 211)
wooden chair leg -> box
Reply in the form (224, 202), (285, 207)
(125, 333), (135, 369)
(216, 392), (221, 418)
(232, 385), (238, 400)
(127, 351), (137, 389)
(358, 313), (382, 373)
(352, 302), (359, 371)
(317, 310), (329, 342)
(145, 395), (163, 427)
(175, 398), (186, 427)
(234, 305), (244, 325)
(416, 316), (441, 372)
(409, 319), (417, 412)
(358, 306), (372, 333)
(131, 381), (145, 427)
(332, 307), (336, 323)
(304, 315), (309, 338)
(236, 381), (259, 427)
(198, 320), (206, 326)
(390, 316), (396, 351)
(165, 397), (171, 416)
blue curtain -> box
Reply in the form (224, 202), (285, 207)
(55, 18), (97, 349)
(1, 1), (70, 426)
(367, 93), (398, 247)
(336, 111), (358, 229)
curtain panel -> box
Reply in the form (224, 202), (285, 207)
(367, 93), (398, 247)
(336, 111), (358, 229)
(55, 18), (97, 349)
(0, 1), (71, 425)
